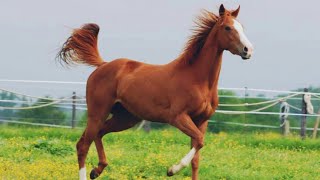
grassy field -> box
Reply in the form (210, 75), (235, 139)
(0, 125), (320, 180)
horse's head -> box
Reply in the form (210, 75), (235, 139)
(216, 4), (253, 60)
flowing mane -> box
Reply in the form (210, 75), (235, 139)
(180, 10), (219, 64)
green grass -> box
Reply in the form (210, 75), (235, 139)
(0, 125), (320, 179)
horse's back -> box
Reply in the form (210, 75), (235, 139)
(87, 58), (141, 84)
(84, 59), (140, 104)
(86, 58), (184, 121)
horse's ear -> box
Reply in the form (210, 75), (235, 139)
(231, 5), (240, 18)
(219, 4), (225, 16)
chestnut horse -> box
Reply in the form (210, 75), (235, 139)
(57, 4), (253, 180)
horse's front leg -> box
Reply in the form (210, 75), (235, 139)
(191, 120), (208, 180)
(167, 114), (204, 178)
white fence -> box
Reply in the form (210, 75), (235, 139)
(1, 79), (320, 134)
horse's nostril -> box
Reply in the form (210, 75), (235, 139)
(243, 46), (248, 53)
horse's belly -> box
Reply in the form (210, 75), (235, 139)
(117, 84), (171, 122)
(118, 98), (171, 122)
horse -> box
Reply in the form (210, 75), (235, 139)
(57, 4), (253, 180)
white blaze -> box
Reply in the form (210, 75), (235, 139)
(233, 19), (253, 50)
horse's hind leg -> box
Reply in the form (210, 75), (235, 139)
(90, 137), (108, 179)
(90, 103), (141, 179)
(76, 97), (114, 180)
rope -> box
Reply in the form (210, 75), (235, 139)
(0, 116), (65, 122)
(0, 101), (89, 110)
(215, 110), (320, 117)
(219, 87), (301, 94)
(0, 99), (63, 110)
(208, 120), (280, 129)
(208, 120), (320, 131)
(218, 93), (300, 107)
(1, 87), (299, 108)
(0, 119), (73, 128)
(0, 99), (87, 106)
(0, 87), (86, 102)
(2, 80), (320, 95)
(251, 101), (279, 112)
(2, 118), (317, 130)
(0, 79), (86, 85)
(219, 95), (320, 101)
(286, 103), (301, 112)
(312, 94), (320, 100)
(217, 101), (279, 115)
(219, 87), (320, 96)
(54, 105), (87, 110)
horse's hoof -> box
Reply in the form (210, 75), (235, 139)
(167, 169), (174, 177)
(90, 169), (100, 179)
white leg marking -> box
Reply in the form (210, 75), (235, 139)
(169, 147), (196, 175)
(79, 167), (87, 180)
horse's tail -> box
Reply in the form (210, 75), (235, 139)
(57, 23), (105, 67)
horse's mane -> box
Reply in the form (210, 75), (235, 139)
(180, 10), (219, 64)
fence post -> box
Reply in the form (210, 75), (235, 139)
(301, 88), (308, 140)
(72, 91), (76, 128)
(279, 101), (290, 136)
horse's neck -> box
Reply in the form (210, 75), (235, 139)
(189, 33), (223, 92)
(170, 28), (223, 94)
(194, 43), (223, 89)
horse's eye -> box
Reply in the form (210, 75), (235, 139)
(225, 26), (231, 31)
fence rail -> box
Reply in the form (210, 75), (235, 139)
(1, 79), (320, 137)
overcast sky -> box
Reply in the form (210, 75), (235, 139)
(0, 0), (319, 96)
